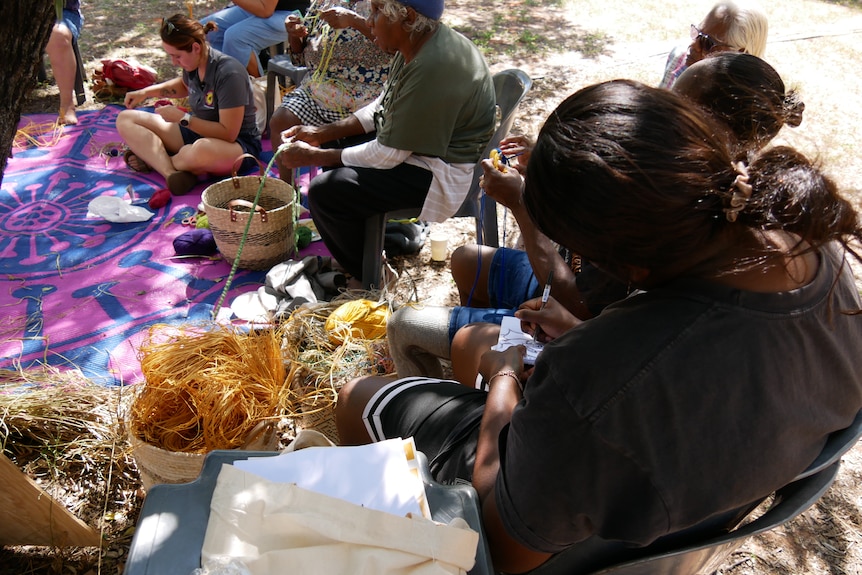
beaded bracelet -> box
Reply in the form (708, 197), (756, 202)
(490, 369), (523, 393)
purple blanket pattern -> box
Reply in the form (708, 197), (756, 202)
(1, 106), (279, 385)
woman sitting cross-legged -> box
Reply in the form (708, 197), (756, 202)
(116, 14), (261, 196)
(335, 80), (862, 573)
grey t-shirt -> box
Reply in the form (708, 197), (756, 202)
(374, 25), (495, 164)
(183, 48), (259, 139)
(497, 245), (862, 553)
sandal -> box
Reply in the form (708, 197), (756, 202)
(123, 149), (153, 173)
(167, 170), (199, 196)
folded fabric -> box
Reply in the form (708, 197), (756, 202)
(230, 256), (346, 322)
(201, 464), (479, 575)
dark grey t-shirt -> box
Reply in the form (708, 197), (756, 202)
(496, 246), (862, 553)
(183, 48), (259, 140)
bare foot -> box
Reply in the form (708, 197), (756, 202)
(58, 107), (78, 126)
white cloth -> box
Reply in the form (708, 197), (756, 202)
(343, 101), (475, 223)
(201, 464), (479, 575)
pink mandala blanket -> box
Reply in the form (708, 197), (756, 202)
(1, 106), (320, 386)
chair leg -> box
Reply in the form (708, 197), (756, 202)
(362, 213), (388, 290)
(480, 196), (499, 248)
(72, 38), (85, 106)
(265, 70), (280, 135)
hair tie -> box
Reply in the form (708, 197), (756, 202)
(723, 161), (753, 223)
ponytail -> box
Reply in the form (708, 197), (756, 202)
(743, 147), (861, 251)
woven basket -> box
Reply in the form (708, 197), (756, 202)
(296, 398), (340, 445)
(203, 154), (296, 271)
(129, 420), (280, 490)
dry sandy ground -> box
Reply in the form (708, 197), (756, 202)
(8, 0), (862, 573)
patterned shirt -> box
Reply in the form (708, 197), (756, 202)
(293, 0), (390, 118)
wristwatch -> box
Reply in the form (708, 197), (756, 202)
(180, 112), (191, 127)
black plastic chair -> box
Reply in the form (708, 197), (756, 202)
(124, 450), (494, 575)
(527, 409), (862, 575)
(361, 68), (533, 289)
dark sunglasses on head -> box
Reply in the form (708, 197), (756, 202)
(161, 18), (178, 36)
(690, 24), (730, 52)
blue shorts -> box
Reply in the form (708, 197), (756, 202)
(449, 248), (540, 341)
(447, 248), (630, 341)
(179, 127), (262, 174)
(60, 9), (82, 40)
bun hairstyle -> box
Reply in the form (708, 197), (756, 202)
(674, 52), (804, 157)
(160, 13), (215, 52)
(524, 79), (861, 282)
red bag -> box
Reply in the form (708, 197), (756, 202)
(99, 59), (158, 90)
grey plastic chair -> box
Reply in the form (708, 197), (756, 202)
(361, 68), (533, 289)
(124, 450), (494, 575)
(264, 56), (309, 133)
(526, 409), (862, 575)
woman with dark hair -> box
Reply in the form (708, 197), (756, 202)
(675, 51), (804, 155)
(116, 14), (261, 196)
(335, 80), (862, 573)
(386, 51), (806, 385)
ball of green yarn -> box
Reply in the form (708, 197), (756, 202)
(295, 225), (313, 249)
(195, 214), (210, 229)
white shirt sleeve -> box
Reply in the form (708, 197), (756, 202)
(342, 139), (412, 169)
(352, 94), (383, 133)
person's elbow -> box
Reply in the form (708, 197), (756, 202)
(482, 488), (552, 574)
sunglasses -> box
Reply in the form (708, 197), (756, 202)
(161, 18), (184, 37)
(690, 24), (730, 53)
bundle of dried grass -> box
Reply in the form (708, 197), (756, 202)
(0, 365), (137, 523)
(130, 324), (293, 453)
(281, 299), (394, 442)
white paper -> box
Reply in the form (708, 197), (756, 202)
(492, 315), (543, 364)
(234, 438), (427, 518)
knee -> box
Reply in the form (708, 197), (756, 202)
(334, 376), (378, 444)
(47, 26), (73, 51)
(269, 108), (298, 146)
(115, 110), (140, 135)
(336, 377), (359, 414)
(451, 244), (481, 285)
(451, 322), (499, 354)
(307, 171), (343, 211)
(452, 244), (480, 272)
(222, 27), (252, 52)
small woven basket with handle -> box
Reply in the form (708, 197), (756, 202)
(202, 154), (296, 270)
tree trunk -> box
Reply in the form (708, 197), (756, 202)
(0, 0), (55, 182)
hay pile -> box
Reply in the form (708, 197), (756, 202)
(127, 297), (394, 453)
(281, 300), (394, 442)
(0, 365), (140, 568)
(130, 324), (292, 453)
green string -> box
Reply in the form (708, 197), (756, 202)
(210, 147), (296, 320)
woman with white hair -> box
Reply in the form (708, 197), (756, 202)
(659, 0), (768, 89)
(276, 0), (496, 286)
